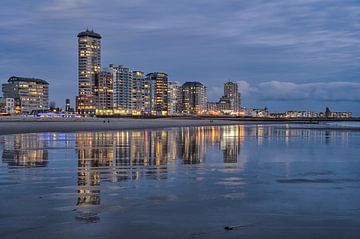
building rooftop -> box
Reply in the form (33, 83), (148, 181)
(77, 29), (102, 39)
(146, 72), (168, 77)
(8, 76), (49, 85)
(182, 81), (205, 87)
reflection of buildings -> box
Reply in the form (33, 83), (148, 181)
(203, 126), (244, 163)
(75, 130), (178, 211)
(76, 132), (118, 206)
(2, 134), (48, 167)
(177, 127), (206, 164)
(72, 125), (353, 221)
(221, 126), (244, 163)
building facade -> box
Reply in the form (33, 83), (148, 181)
(110, 64), (133, 112)
(146, 72), (168, 116)
(143, 77), (155, 115)
(0, 97), (15, 115)
(223, 82), (241, 112)
(65, 99), (71, 112)
(131, 71), (145, 114)
(181, 82), (207, 115)
(76, 29), (101, 116)
(206, 81), (241, 115)
(2, 76), (49, 114)
(95, 71), (113, 114)
(168, 81), (182, 116)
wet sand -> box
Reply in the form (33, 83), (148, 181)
(0, 125), (359, 239)
(1, 117), (359, 135)
(0, 118), (245, 135)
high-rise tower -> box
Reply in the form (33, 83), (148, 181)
(76, 29), (101, 116)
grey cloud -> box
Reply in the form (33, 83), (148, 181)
(1, 0), (360, 114)
(238, 81), (360, 102)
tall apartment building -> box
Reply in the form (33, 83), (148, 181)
(146, 72), (168, 116)
(143, 77), (155, 115)
(131, 71), (145, 114)
(168, 81), (182, 116)
(181, 82), (207, 115)
(2, 76), (49, 114)
(110, 64), (133, 112)
(76, 29), (101, 116)
(95, 71), (113, 113)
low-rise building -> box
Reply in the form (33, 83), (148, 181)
(2, 76), (49, 114)
(285, 111), (319, 118)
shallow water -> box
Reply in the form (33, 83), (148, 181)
(0, 125), (359, 239)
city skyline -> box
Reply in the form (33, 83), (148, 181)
(0, 0), (360, 115)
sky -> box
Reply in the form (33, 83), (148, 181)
(1, 0), (360, 115)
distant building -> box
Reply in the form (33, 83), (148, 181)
(95, 71), (113, 114)
(65, 99), (71, 112)
(285, 111), (319, 118)
(244, 108), (269, 118)
(223, 82), (241, 111)
(207, 81), (241, 115)
(207, 102), (219, 112)
(76, 29), (101, 116)
(0, 97), (15, 115)
(207, 99), (231, 114)
(2, 76), (49, 114)
(146, 72), (168, 116)
(181, 82), (207, 115)
(321, 107), (352, 118)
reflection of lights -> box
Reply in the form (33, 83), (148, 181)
(257, 125), (264, 145)
(2, 134), (48, 167)
(222, 126), (238, 138)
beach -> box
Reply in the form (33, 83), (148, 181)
(1, 116), (360, 135)
(0, 117), (245, 135)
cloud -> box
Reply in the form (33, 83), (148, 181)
(238, 80), (360, 102)
(0, 0), (360, 114)
(40, 0), (91, 12)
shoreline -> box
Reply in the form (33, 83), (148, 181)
(0, 118), (250, 135)
(0, 117), (359, 135)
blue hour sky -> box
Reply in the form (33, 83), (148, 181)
(1, 0), (360, 115)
